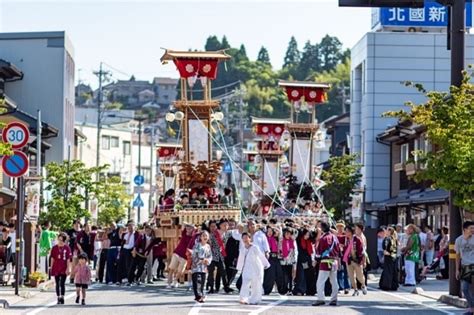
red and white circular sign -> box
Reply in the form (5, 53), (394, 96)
(2, 122), (30, 149)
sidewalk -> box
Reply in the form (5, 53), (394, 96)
(0, 279), (55, 309)
(370, 272), (467, 308)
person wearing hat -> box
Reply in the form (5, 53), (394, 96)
(336, 220), (350, 294)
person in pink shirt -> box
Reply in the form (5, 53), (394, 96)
(50, 233), (72, 305)
(74, 253), (91, 305)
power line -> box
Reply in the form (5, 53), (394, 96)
(102, 62), (133, 79)
(177, 80), (242, 93)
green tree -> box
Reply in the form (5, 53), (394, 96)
(205, 35), (222, 51)
(321, 154), (362, 219)
(319, 35), (344, 72)
(235, 44), (249, 63)
(283, 36), (301, 68)
(297, 41), (320, 80)
(0, 98), (13, 156)
(384, 70), (474, 211)
(257, 46), (271, 67)
(221, 35), (231, 49)
(96, 176), (130, 226)
(314, 57), (351, 121)
(42, 161), (106, 230)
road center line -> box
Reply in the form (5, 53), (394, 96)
(368, 286), (457, 315)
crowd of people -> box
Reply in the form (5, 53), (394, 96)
(0, 221), (16, 284)
(4, 209), (474, 313)
(156, 187), (234, 212)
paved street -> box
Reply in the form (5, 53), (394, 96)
(4, 280), (465, 315)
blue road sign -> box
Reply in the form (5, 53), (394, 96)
(2, 150), (29, 178)
(223, 160), (233, 174)
(372, 0), (472, 29)
(134, 175), (145, 186)
(133, 194), (144, 208)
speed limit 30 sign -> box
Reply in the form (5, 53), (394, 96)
(2, 122), (30, 149)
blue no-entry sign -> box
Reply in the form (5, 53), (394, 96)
(133, 194), (144, 208)
(2, 150), (29, 177)
(134, 175), (144, 186)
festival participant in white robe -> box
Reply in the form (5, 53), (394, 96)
(237, 232), (270, 305)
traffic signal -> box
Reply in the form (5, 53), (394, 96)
(339, 0), (425, 7)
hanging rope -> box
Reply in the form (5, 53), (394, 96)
(186, 106), (293, 216)
(211, 108), (246, 219)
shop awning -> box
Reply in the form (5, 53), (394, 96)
(373, 188), (448, 209)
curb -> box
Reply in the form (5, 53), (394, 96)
(0, 299), (9, 309)
(439, 294), (468, 309)
(0, 279), (55, 309)
(38, 279), (56, 292)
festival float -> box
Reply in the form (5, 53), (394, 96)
(276, 80), (331, 218)
(247, 81), (331, 218)
(250, 117), (288, 217)
(155, 49), (241, 257)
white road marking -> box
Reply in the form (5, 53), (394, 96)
(188, 294), (288, 315)
(25, 283), (99, 315)
(249, 295), (288, 315)
(369, 286), (457, 315)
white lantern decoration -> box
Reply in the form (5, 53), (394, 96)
(165, 112), (176, 122)
(187, 75), (197, 87)
(294, 101), (301, 113)
(215, 150), (223, 161)
(200, 76), (208, 87)
(301, 102), (308, 113)
(172, 163), (179, 174)
(213, 111), (224, 121)
(174, 111), (184, 121)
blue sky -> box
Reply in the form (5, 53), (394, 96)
(0, 0), (371, 87)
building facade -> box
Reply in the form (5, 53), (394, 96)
(0, 31), (75, 162)
(75, 122), (157, 223)
(350, 31), (474, 226)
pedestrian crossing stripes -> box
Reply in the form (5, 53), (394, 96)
(188, 294), (288, 315)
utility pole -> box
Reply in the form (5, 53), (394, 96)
(36, 110), (42, 177)
(148, 127), (158, 216)
(448, 0), (465, 298)
(138, 118), (142, 223)
(93, 63), (111, 180)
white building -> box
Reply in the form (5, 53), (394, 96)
(350, 31), (474, 226)
(0, 31), (75, 162)
(75, 122), (157, 223)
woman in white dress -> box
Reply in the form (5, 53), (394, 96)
(237, 232), (270, 305)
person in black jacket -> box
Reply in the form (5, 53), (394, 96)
(225, 219), (241, 289)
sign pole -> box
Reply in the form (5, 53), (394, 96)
(448, 0), (465, 298)
(14, 176), (25, 295)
